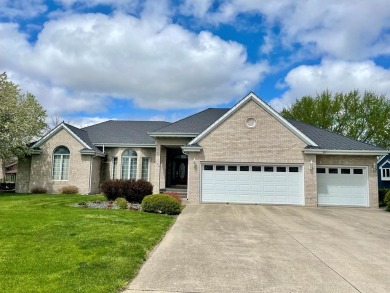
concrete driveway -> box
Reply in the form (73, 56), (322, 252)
(125, 204), (390, 293)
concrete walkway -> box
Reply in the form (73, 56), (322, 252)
(125, 204), (390, 293)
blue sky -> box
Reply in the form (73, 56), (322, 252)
(1, 0), (390, 127)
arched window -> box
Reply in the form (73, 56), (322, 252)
(121, 149), (137, 179)
(52, 146), (70, 180)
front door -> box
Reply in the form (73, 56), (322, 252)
(172, 158), (188, 185)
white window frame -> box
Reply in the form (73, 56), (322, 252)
(52, 146), (70, 181)
(121, 149), (137, 180)
(141, 157), (150, 181)
(112, 157), (118, 179)
(381, 167), (390, 181)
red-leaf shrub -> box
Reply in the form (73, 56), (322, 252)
(165, 192), (182, 204)
(101, 179), (153, 203)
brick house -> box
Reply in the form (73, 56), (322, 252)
(16, 93), (388, 207)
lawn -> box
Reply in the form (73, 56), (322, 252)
(0, 193), (175, 293)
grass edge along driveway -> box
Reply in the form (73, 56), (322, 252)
(0, 193), (175, 293)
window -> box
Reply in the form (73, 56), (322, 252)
(264, 166), (273, 172)
(316, 168), (326, 174)
(141, 157), (150, 181)
(52, 146), (70, 180)
(216, 165), (225, 171)
(382, 168), (390, 180)
(277, 166), (286, 172)
(240, 166), (249, 171)
(341, 168), (351, 174)
(204, 165), (213, 171)
(354, 168), (363, 175)
(289, 167), (299, 173)
(228, 166), (237, 171)
(252, 166), (262, 172)
(329, 168), (338, 174)
(112, 157), (117, 179)
(121, 149), (137, 179)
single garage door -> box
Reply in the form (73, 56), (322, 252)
(201, 163), (304, 205)
(317, 166), (368, 207)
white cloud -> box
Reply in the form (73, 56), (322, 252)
(0, 12), (267, 114)
(182, 0), (390, 60)
(0, 0), (47, 19)
(269, 59), (390, 110)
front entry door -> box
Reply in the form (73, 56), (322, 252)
(172, 159), (188, 185)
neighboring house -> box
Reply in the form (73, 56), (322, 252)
(4, 162), (17, 183)
(16, 93), (388, 207)
(378, 154), (390, 189)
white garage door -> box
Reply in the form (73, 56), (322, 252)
(201, 163), (304, 205)
(317, 166), (368, 207)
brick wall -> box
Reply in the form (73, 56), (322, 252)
(188, 99), (308, 203)
(28, 129), (92, 194)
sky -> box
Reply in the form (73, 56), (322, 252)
(1, 0), (390, 127)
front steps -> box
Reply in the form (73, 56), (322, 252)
(160, 185), (187, 198)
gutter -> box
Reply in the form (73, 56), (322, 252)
(303, 149), (389, 156)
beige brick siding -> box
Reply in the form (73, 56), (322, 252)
(304, 154), (317, 206)
(0, 159), (3, 182)
(15, 156), (31, 193)
(27, 129), (92, 194)
(317, 155), (379, 208)
(188, 99), (308, 203)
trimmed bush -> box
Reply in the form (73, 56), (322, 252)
(142, 194), (181, 215)
(101, 179), (153, 203)
(165, 191), (182, 204)
(59, 185), (79, 194)
(114, 197), (129, 209)
(31, 187), (47, 194)
(379, 189), (390, 207)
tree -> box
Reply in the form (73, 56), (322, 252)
(0, 72), (47, 181)
(281, 90), (390, 148)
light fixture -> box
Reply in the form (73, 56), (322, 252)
(372, 162), (377, 171)
(193, 158), (196, 167)
(309, 160), (313, 170)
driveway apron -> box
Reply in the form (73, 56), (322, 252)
(125, 204), (390, 293)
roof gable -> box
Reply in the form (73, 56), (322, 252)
(32, 123), (91, 150)
(378, 154), (390, 165)
(189, 92), (318, 146)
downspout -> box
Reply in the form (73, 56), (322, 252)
(88, 154), (97, 194)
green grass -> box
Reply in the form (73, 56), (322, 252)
(0, 193), (175, 293)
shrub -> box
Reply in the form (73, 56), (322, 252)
(141, 194), (181, 215)
(384, 190), (390, 206)
(101, 179), (153, 203)
(379, 189), (389, 207)
(165, 192), (182, 204)
(60, 185), (79, 194)
(114, 197), (129, 209)
(31, 187), (47, 194)
(131, 180), (153, 203)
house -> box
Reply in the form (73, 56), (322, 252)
(4, 162), (17, 183)
(378, 154), (390, 189)
(16, 93), (388, 207)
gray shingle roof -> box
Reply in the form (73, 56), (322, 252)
(151, 108), (229, 134)
(65, 123), (104, 154)
(286, 118), (384, 151)
(82, 120), (170, 145)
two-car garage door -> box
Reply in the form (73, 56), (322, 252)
(201, 163), (304, 205)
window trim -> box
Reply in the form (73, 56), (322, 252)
(381, 167), (390, 181)
(141, 157), (150, 181)
(52, 146), (70, 181)
(121, 149), (138, 180)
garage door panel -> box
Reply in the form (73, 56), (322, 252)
(317, 166), (368, 207)
(201, 163), (303, 205)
